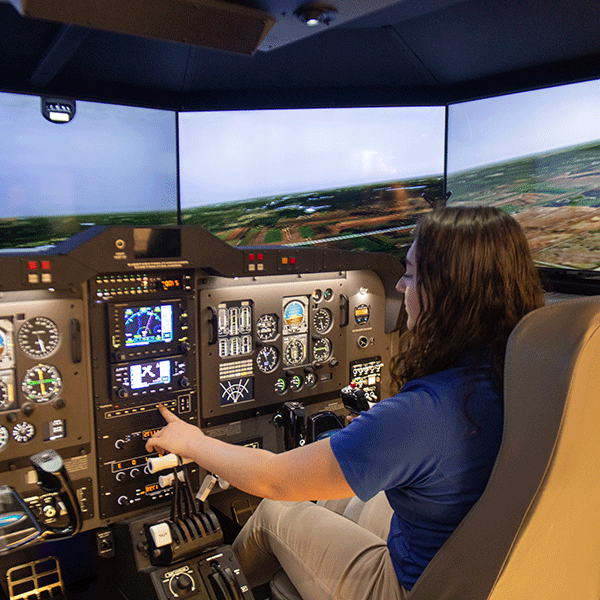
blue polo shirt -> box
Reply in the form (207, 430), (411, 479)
(330, 354), (503, 590)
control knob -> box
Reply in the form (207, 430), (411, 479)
(173, 574), (194, 593)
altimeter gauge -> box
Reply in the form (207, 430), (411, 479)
(18, 317), (60, 358)
(22, 364), (62, 403)
(256, 346), (279, 373)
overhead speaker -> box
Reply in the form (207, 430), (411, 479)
(9, 0), (276, 55)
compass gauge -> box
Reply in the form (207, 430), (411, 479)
(18, 317), (60, 359)
(284, 338), (306, 367)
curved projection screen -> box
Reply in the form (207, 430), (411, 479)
(179, 106), (445, 254)
(447, 79), (600, 270)
(0, 92), (177, 250)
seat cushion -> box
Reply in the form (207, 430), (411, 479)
(269, 569), (303, 600)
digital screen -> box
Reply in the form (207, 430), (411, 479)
(220, 377), (254, 407)
(124, 305), (174, 347)
(142, 428), (162, 439)
(447, 78), (600, 270)
(0, 91), (177, 251)
(129, 359), (171, 390)
(179, 106), (445, 254)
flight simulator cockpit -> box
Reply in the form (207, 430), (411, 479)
(0, 223), (404, 600)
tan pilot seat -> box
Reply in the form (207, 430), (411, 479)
(270, 296), (600, 599)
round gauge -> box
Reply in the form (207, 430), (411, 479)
(256, 314), (279, 341)
(313, 337), (332, 362)
(312, 289), (322, 303)
(12, 422), (35, 443)
(284, 339), (306, 366)
(22, 364), (62, 403)
(0, 425), (8, 452)
(274, 378), (287, 395)
(0, 380), (14, 411)
(289, 374), (303, 392)
(313, 308), (333, 334)
(18, 317), (60, 359)
(256, 346), (279, 373)
(323, 288), (334, 302)
(283, 300), (307, 334)
(305, 371), (317, 388)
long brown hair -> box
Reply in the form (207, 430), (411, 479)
(390, 206), (545, 394)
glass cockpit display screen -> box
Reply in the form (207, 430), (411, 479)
(129, 359), (171, 390)
(124, 305), (174, 348)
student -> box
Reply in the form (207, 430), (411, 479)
(146, 206), (545, 600)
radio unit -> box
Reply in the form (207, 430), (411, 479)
(108, 299), (190, 362)
(111, 356), (191, 400)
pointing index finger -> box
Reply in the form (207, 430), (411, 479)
(157, 403), (178, 423)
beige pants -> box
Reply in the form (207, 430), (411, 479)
(232, 492), (408, 600)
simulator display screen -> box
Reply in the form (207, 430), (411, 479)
(0, 92), (177, 250)
(447, 79), (600, 270)
(179, 106), (445, 255)
(124, 305), (174, 347)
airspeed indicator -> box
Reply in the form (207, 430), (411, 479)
(18, 317), (60, 359)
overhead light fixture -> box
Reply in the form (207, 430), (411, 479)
(41, 97), (76, 124)
(294, 4), (337, 27)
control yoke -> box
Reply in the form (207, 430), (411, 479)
(0, 450), (82, 555)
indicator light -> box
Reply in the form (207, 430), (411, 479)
(28, 261), (37, 270)
(41, 261), (51, 270)
(248, 254), (255, 261)
(257, 253), (264, 261)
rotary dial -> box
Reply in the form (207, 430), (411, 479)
(256, 346), (279, 373)
(18, 317), (60, 359)
(22, 364), (62, 403)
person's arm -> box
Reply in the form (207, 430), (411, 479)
(145, 404), (354, 502)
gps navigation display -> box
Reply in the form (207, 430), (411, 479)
(124, 305), (174, 348)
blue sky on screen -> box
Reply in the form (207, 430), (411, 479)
(179, 106), (445, 208)
(0, 93), (177, 218)
(448, 78), (600, 174)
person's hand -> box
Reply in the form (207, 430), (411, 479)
(145, 404), (204, 459)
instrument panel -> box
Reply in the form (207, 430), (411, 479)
(0, 225), (404, 532)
